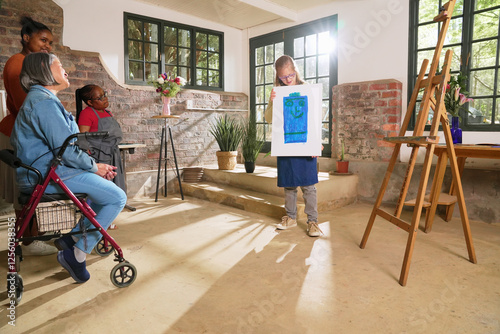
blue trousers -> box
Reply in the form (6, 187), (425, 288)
(46, 172), (127, 254)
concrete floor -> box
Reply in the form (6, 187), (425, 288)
(0, 197), (499, 334)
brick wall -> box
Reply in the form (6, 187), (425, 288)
(331, 79), (402, 161)
(0, 0), (248, 196)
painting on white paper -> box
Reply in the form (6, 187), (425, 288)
(271, 83), (322, 156)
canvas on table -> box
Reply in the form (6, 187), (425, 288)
(271, 83), (322, 157)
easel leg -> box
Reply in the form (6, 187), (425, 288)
(424, 151), (448, 233)
(445, 157), (466, 221)
(155, 126), (166, 202)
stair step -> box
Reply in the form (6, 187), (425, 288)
(181, 164), (358, 220)
(182, 181), (304, 220)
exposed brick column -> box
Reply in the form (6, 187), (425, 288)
(331, 79), (402, 162)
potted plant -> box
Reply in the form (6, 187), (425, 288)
(443, 71), (473, 144)
(241, 112), (264, 173)
(209, 114), (244, 170)
(336, 138), (349, 173)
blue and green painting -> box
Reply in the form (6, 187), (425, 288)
(283, 92), (308, 143)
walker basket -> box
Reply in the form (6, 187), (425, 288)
(35, 201), (81, 232)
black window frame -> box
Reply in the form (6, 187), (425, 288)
(124, 12), (224, 91)
(249, 15), (338, 157)
(408, 0), (500, 131)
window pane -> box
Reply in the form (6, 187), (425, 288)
(444, 18), (462, 45)
(264, 123), (272, 141)
(294, 37), (304, 58)
(208, 53), (219, 69)
(208, 35), (219, 52)
(417, 49), (435, 74)
(256, 86), (264, 104)
(179, 67), (190, 84)
(209, 70), (219, 87)
(418, 0), (438, 23)
(472, 40), (497, 68)
(145, 22), (158, 42)
(306, 56), (316, 78)
(196, 32), (207, 50)
(454, 0), (464, 16)
(256, 67), (264, 85)
(265, 84), (273, 103)
(275, 42), (284, 59)
(322, 100), (329, 121)
(418, 22), (438, 49)
(128, 19), (142, 39)
(469, 98), (493, 124)
(179, 48), (190, 66)
(256, 47), (264, 66)
(318, 31), (330, 54)
(265, 45), (274, 63)
(322, 122), (329, 143)
(318, 55), (329, 76)
(179, 29), (190, 47)
(196, 51), (207, 67)
(164, 65), (177, 76)
(265, 64), (274, 84)
(165, 46), (177, 64)
(128, 61), (143, 81)
(476, 0), (498, 10)
(306, 34), (317, 56)
(164, 26), (177, 45)
(473, 9), (500, 39)
(318, 77), (330, 99)
(496, 100), (500, 124)
(145, 63), (158, 82)
(470, 69), (495, 96)
(196, 68), (207, 85)
(256, 105), (264, 122)
(145, 43), (158, 62)
(295, 58), (304, 77)
(440, 45), (461, 72)
(128, 41), (142, 60)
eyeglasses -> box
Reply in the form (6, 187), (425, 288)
(278, 72), (296, 81)
(91, 92), (108, 101)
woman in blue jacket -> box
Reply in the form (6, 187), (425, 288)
(11, 52), (127, 283)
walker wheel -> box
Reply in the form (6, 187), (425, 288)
(110, 262), (137, 288)
(94, 239), (114, 256)
(6, 273), (23, 305)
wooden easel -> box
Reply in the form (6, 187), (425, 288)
(359, 0), (476, 286)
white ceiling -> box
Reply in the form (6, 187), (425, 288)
(135, 0), (339, 29)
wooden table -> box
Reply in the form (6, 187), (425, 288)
(406, 144), (500, 232)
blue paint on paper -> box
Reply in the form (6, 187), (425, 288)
(283, 93), (308, 143)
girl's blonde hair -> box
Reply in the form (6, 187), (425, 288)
(274, 55), (305, 86)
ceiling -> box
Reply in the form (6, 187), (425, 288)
(135, 0), (339, 30)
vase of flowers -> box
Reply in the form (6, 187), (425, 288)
(149, 73), (186, 115)
(444, 72), (472, 144)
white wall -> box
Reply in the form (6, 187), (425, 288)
(54, 0), (245, 93)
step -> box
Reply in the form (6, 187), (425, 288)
(182, 181), (305, 220)
(182, 164), (358, 219)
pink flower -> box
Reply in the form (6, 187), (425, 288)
(163, 89), (170, 95)
(454, 86), (461, 101)
(161, 73), (167, 80)
(459, 94), (473, 106)
(446, 84), (451, 90)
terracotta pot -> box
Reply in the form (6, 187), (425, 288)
(336, 160), (349, 173)
(216, 151), (238, 170)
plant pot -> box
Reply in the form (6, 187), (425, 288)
(336, 160), (349, 174)
(183, 167), (204, 183)
(244, 161), (255, 173)
(216, 151), (238, 170)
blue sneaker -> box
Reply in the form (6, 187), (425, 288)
(57, 249), (90, 283)
(54, 235), (76, 250)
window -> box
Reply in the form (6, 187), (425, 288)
(250, 16), (338, 156)
(124, 13), (223, 90)
(409, 0), (500, 130)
